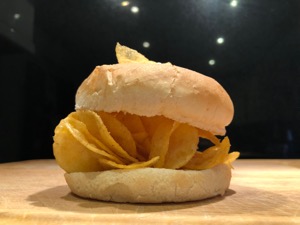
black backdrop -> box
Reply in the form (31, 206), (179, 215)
(0, 0), (299, 162)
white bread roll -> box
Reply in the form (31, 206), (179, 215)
(66, 62), (234, 203)
(65, 164), (231, 203)
(75, 63), (234, 135)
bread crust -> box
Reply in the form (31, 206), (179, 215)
(64, 164), (231, 203)
(75, 63), (233, 135)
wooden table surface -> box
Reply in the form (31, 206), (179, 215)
(0, 159), (299, 225)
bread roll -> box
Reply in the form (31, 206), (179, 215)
(65, 164), (231, 203)
(61, 62), (236, 203)
(75, 63), (233, 135)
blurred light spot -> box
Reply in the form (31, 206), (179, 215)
(230, 0), (238, 7)
(121, 1), (130, 7)
(131, 6), (139, 13)
(143, 41), (150, 48)
(14, 13), (21, 20)
(217, 37), (224, 44)
(10, 28), (15, 33)
(208, 59), (215, 66)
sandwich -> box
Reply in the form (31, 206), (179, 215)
(53, 43), (239, 203)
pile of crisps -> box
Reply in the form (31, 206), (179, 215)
(53, 43), (239, 173)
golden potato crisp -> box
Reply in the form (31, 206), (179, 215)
(183, 137), (238, 170)
(73, 110), (138, 163)
(148, 120), (178, 168)
(53, 109), (239, 173)
(53, 120), (103, 173)
(116, 42), (155, 64)
(115, 112), (151, 159)
(66, 116), (125, 164)
(164, 123), (199, 169)
(97, 111), (137, 159)
(98, 156), (160, 170)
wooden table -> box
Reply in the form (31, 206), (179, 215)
(0, 159), (299, 224)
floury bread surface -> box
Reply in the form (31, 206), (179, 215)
(75, 63), (234, 135)
(65, 164), (231, 203)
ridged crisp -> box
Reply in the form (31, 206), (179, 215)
(65, 164), (231, 203)
(75, 63), (234, 135)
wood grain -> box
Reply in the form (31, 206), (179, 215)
(0, 159), (299, 224)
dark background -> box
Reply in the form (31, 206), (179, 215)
(1, 0), (299, 163)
